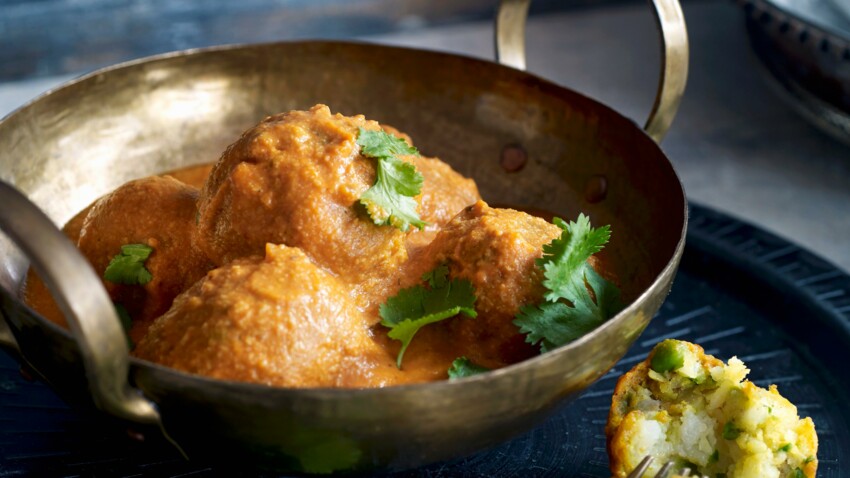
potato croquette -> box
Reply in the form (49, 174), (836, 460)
(607, 339), (818, 478)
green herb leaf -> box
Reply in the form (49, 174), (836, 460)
(356, 128), (426, 232)
(114, 303), (132, 332)
(792, 468), (806, 478)
(113, 302), (134, 348)
(513, 214), (623, 353)
(380, 266), (476, 368)
(103, 244), (153, 285)
(537, 216), (611, 302)
(777, 443), (792, 453)
(722, 421), (742, 440)
(448, 357), (490, 380)
(422, 264), (450, 289)
(357, 127), (420, 159)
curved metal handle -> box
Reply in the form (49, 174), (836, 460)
(494, 0), (689, 143)
(495, 0), (530, 71)
(0, 310), (21, 359)
(0, 180), (160, 424)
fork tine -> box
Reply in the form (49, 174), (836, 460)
(624, 456), (707, 478)
(626, 456), (654, 478)
(654, 461), (675, 478)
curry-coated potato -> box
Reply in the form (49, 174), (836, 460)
(75, 175), (212, 343)
(412, 201), (562, 368)
(134, 244), (400, 388)
(196, 105), (405, 298)
(196, 105), (479, 307)
(607, 340), (818, 478)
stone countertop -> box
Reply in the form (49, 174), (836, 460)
(2, 0), (849, 271)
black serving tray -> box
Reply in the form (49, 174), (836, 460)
(1, 203), (849, 477)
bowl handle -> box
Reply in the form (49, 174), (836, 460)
(0, 180), (160, 425)
(0, 309), (21, 359)
(495, 0), (689, 143)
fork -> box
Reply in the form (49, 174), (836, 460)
(625, 456), (709, 478)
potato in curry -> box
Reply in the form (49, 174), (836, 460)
(23, 105), (618, 388)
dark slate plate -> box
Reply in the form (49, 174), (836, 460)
(1, 203), (848, 477)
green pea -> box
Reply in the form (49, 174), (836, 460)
(650, 340), (685, 373)
(722, 421), (742, 440)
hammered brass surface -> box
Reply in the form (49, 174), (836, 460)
(0, 39), (687, 472)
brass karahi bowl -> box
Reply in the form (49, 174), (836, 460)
(0, 0), (688, 473)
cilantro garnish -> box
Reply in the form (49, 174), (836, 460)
(103, 244), (153, 285)
(448, 357), (490, 380)
(380, 265), (477, 368)
(513, 214), (623, 353)
(114, 302), (134, 348)
(356, 128), (426, 231)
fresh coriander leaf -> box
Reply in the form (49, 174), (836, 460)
(113, 302), (134, 348)
(103, 244), (153, 285)
(114, 303), (132, 332)
(380, 266), (477, 368)
(422, 264), (450, 288)
(360, 159), (425, 231)
(516, 302), (589, 353)
(448, 357), (490, 380)
(537, 215), (610, 302)
(357, 127), (419, 158)
(385, 307), (468, 368)
(513, 215), (623, 353)
(356, 128), (426, 231)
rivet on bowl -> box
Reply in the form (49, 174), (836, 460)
(499, 144), (527, 173)
(584, 174), (608, 203)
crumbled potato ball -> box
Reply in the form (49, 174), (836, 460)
(607, 340), (818, 478)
